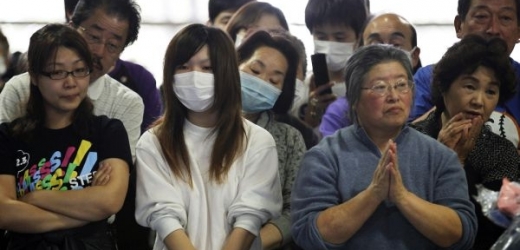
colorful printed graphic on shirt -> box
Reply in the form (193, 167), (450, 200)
(15, 139), (98, 197)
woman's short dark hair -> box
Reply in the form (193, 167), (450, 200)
(345, 44), (413, 124)
(305, 0), (368, 35)
(225, 1), (289, 42)
(237, 30), (299, 114)
(431, 35), (516, 112)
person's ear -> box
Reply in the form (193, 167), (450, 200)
(454, 15), (464, 39)
(206, 20), (213, 27)
(412, 46), (421, 66)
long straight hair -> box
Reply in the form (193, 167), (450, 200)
(156, 24), (247, 186)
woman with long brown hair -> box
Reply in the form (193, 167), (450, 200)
(134, 24), (282, 250)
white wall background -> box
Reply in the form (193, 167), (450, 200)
(1, 0), (515, 86)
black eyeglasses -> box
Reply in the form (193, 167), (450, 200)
(41, 68), (91, 80)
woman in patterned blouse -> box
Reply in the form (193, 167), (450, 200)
(411, 34), (520, 250)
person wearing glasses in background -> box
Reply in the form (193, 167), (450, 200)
(0, 0), (148, 249)
(291, 44), (477, 249)
(319, 12), (423, 138)
(65, 0), (161, 135)
(0, 23), (132, 250)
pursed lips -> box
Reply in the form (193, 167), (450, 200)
(385, 106), (404, 113)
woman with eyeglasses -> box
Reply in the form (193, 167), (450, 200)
(411, 35), (520, 250)
(0, 23), (132, 249)
(291, 44), (477, 249)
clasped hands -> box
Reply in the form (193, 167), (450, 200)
(368, 139), (408, 204)
(438, 113), (483, 165)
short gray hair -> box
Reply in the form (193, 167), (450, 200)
(345, 44), (414, 124)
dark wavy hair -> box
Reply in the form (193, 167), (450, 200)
(10, 23), (94, 142)
(431, 35), (516, 112)
(156, 24), (246, 186)
(237, 30), (299, 114)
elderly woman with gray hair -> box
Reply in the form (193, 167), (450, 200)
(291, 44), (477, 249)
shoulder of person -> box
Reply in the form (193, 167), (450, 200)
(90, 115), (126, 132)
(102, 74), (143, 100)
(244, 118), (277, 149)
(486, 111), (520, 149)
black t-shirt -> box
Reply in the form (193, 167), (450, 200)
(0, 115), (132, 249)
(0, 116), (132, 196)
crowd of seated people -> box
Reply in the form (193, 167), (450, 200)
(1, 0), (519, 249)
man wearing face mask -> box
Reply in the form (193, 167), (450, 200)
(319, 12), (423, 137)
(298, 0), (369, 129)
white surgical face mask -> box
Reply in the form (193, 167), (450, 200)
(0, 57), (6, 75)
(401, 47), (416, 65)
(173, 71), (215, 112)
(314, 40), (355, 72)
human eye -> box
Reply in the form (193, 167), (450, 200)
(372, 83), (387, 94)
(202, 65), (213, 72)
(107, 42), (120, 53)
(366, 38), (382, 45)
(86, 32), (101, 43)
(48, 70), (67, 79)
(486, 89), (498, 95)
(177, 64), (188, 69)
(500, 14), (515, 24)
(334, 36), (347, 43)
(73, 67), (89, 77)
(463, 82), (477, 91)
(472, 11), (490, 21)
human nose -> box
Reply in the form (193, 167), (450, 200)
(64, 73), (78, 88)
(89, 42), (106, 57)
(385, 85), (400, 100)
(486, 15), (501, 36)
(470, 90), (484, 107)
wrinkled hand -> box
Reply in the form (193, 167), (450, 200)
(369, 141), (393, 202)
(438, 113), (482, 164)
(92, 162), (112, 186)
